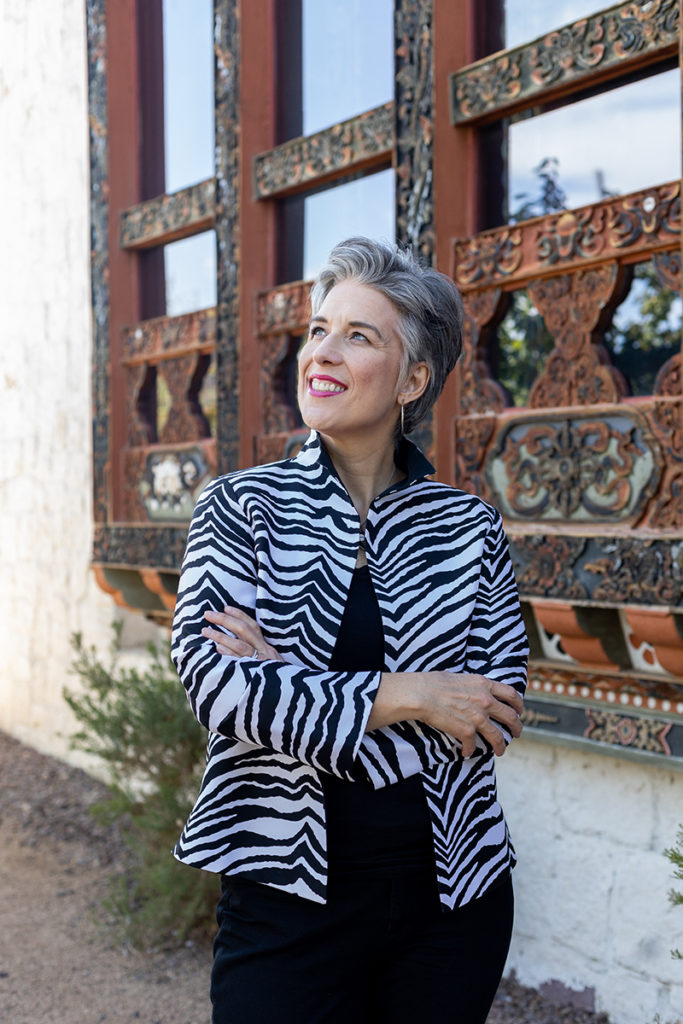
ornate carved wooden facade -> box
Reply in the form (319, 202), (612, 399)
(87, 0), (683, 768)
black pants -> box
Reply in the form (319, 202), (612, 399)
(211, 865), (514, 1023)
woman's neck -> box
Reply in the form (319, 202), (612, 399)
(321, 433), (400, 521)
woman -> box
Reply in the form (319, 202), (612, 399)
(172, 237), (528, 1023)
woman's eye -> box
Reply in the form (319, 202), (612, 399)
(350, 331), (369, 343)
(308, 325), (325, 339)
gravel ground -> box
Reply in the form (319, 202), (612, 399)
(0, 729), (611, 1023)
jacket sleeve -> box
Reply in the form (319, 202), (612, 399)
(171, 477), (455, 783)
(463, 508), (529, 751)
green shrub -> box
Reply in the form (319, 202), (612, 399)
(665, 825), (683, 960)
(64, 622), (217, 949)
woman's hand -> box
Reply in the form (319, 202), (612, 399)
(368, 671), (523, 758)
(202, 606), (283, 662)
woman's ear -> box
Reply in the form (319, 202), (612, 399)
(399, 362), (430, 406)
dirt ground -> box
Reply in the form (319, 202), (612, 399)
(0, 730), (610, 1024)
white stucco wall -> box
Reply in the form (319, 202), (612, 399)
(498, 740), (683, 1023)
(0, 0), (160, 762)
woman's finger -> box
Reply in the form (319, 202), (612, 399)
(204, 609), (261, 648)
(202, 626), (253, 655)
(490, 680), (524, 715)
(202, 621), (283, 662)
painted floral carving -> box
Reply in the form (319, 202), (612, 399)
(120, 178), (215, 249)
(453, 54), (521, 119)
(584, 709), (672, 756)
(450, 0), (678, 124)
(654, 355), (682, 398)
(139, 449), (210, 521)
(453, 229), (522, 287)
(488, 414), (660, 521)
(253, 103), (393, 199)
(608, 183), (680, 248)
(257, 283), (311, 336)
(457, 294), (508, 417)
(536, 208), (607, 265)
(508, 535), (588, 601)
(527, 264), (625, 408)
(652, 249), (681, 292)
(529, 19), (605, 86)
(607, 0), (679, 59)
(585, 538), (683, 606)
(452, 185), (680, 290)
(454, 416), (496, 501)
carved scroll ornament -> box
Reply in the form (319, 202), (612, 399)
(452, 183), (680, 291)
(450, 0), (679, 124)
(487, 412), (661, 522)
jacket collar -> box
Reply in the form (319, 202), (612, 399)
(293, 429), (435, 488)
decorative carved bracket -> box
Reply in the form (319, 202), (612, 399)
(527, 262), (627, 407)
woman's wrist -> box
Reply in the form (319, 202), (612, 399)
(366, 672), (424, 731)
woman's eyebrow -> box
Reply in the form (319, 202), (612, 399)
(308, 315), (385, 341)
(349, 320), (384, 340)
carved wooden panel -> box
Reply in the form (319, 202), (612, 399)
(451, 182), (680, 290)
(120, 178), (216, 249)
(526, 263), (627, 408)
(253, 104), (393, 199)
(487, 410), (662, 523)
(450, 0), (679, 125)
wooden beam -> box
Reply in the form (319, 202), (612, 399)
(253, 102), (394, 199)
(121, 308), (216, 365)
(450, 0), (679, 126)
(120, 178), (216, 249)
(451, 180), (680, 291)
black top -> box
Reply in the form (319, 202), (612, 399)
(323, 565), (434, 871)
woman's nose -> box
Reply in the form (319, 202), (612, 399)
(312, 331), (342, 363)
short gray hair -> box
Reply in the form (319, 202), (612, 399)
(310, 236), (464, 435)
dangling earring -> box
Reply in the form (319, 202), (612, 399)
(400, 402), (405, 436)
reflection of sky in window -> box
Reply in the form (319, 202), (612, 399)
(505, 0), (609, 47)
(509, 70), (681, 216)
(304, 170), (395, 279)
(164, 232), (217, 316)
(163, 0), (214, 193)
(303, 0), (393, 135)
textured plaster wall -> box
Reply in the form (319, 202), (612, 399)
(0, 0), (159, 762)
(498, 740), (683, 1023)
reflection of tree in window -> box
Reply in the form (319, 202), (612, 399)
(496, 159), (563, 406)
(509, 157), (566, 223)
(495, 291), (555, 407)
(603, 263), (681, 397)
(496, 161), (681, 404)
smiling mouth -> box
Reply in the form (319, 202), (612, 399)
(308, 377), (347, 395)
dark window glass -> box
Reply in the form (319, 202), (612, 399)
(303, 170), (395, 279)
(163, 0), (214, 191)
(303, 0), (393, 136)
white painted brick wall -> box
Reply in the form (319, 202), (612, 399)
(498, 741), (683, 1022)
(0, 0), (161, 762)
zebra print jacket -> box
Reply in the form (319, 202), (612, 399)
(171, 430), (528, 908)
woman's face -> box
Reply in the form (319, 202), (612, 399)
(297, 280), (414, 447)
